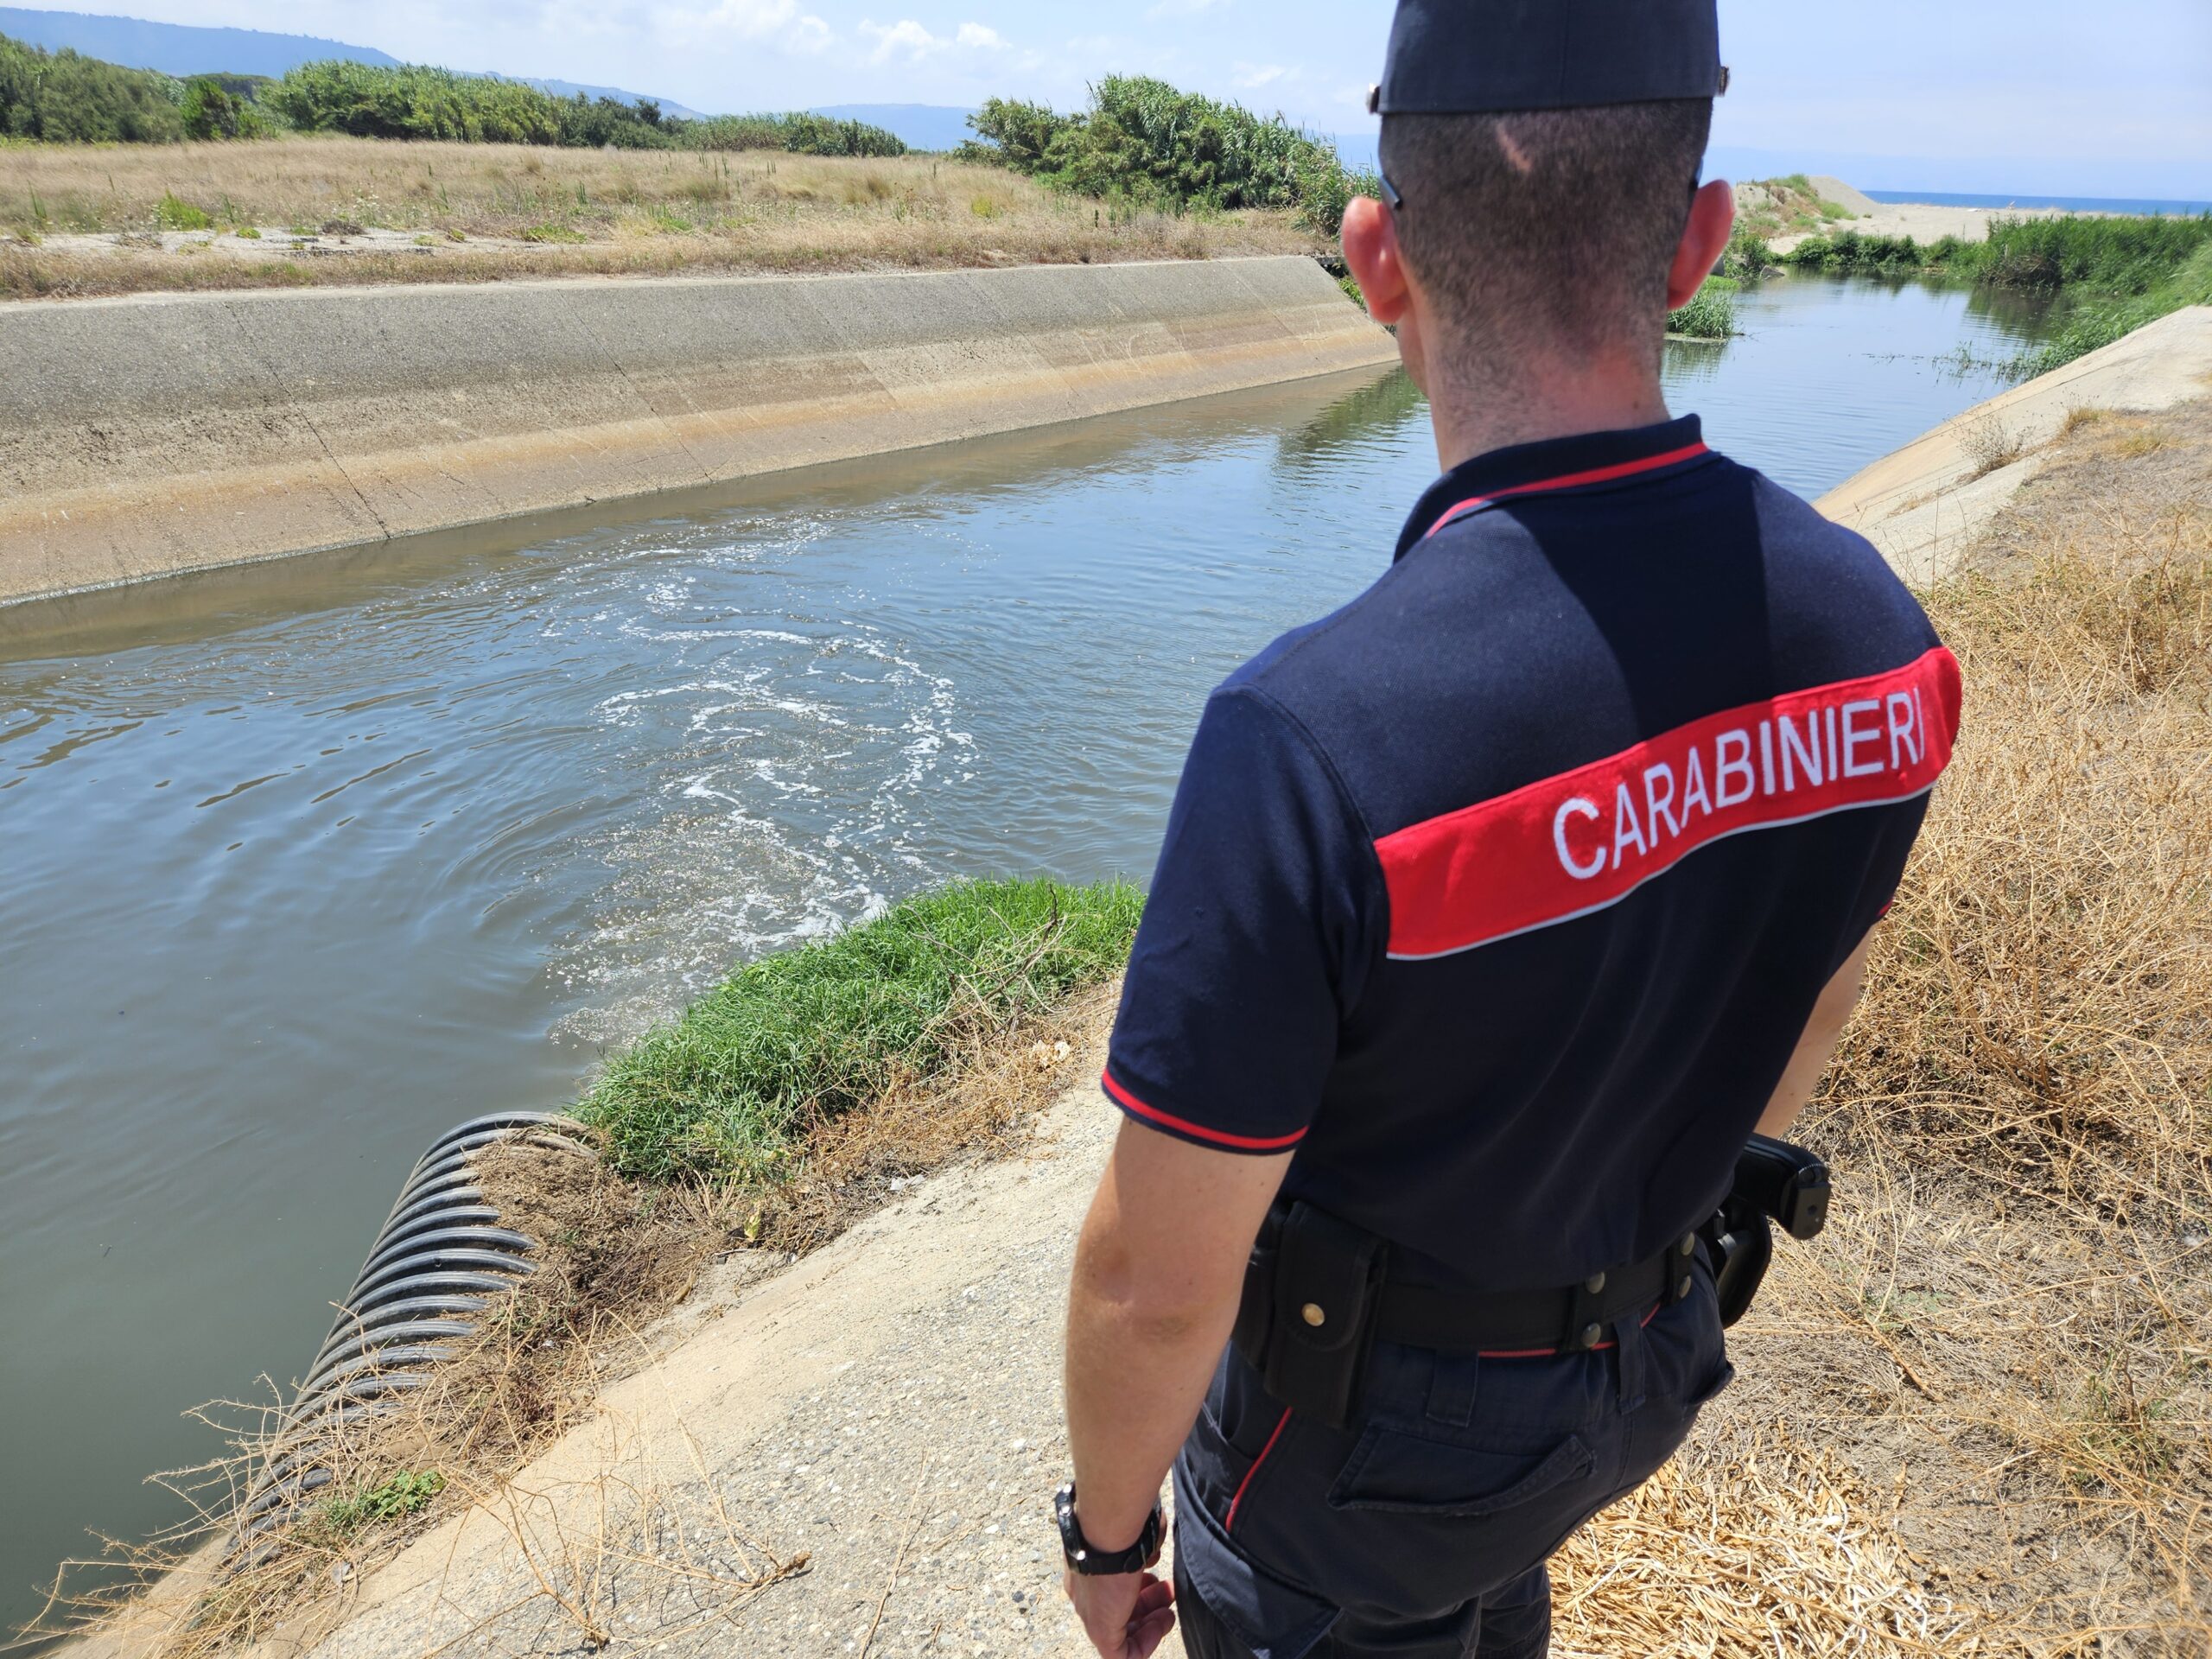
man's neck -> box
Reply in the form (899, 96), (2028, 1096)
(1422, 352), (1673, 475)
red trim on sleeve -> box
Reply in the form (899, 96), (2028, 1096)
(1424, 442), (1712, 540)
(1225, 1407), (1293, 1533)
(1100, 1068), (1309, 1153)
(1376, 645), (1962, 960)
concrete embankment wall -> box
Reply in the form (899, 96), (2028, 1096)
(0, 256), (1395, 607)
(1815, 305), (2212, 584)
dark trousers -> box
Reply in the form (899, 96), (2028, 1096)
(1167, 1266), (1733, 1659)
(1177, 1560), (1553, 1659)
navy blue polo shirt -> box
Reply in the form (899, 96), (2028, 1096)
(1103, 415), (1960, 1291)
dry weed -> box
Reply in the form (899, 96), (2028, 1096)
(1557, 1426), (2013, 1656)
(0, 137), (1319, 300)
(1780, 399), (2212, 1650)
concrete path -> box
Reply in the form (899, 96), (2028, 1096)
(251, 1057), (1131, 1659)
(1815, 305), (2212, 583)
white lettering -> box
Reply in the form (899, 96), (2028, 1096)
(1778, 712), (1823, 791)
(1841, 699), (1885, 777)
(1611, 780), (1649, 869)
(1716, 729), (1754, 808)
(1826, 704), (1840, 779)
(1758, 720), (1776, 796)
(1643, 762), (1681, 842)
(1552, 797), (1607, 880)
(1681, 746), (1713, 823)
(1886, 690), (1919, 769)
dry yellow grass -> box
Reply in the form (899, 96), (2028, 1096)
(0, 135), (1322, 300)
(1675, 401), (2209, 1654)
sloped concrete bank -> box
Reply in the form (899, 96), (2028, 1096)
(0, 256), (1394, 607)
(1815, 304), (2212, 583)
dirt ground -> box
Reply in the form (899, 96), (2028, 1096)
(0, 137), (1322, 300)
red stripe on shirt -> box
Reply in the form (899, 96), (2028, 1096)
(1376, 646), (1962, 960)
(1100, 1068), (1308, 1152)
(1423, 442), (1712, 540)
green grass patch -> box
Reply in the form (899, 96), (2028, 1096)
(519, 221), (586, 243)
(1667, 274), (1738, 340)
(311, 1471), (446, 1538)
(156, 191), (213, 231)
(578, 878), (1143, 1183)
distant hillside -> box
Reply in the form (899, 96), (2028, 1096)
(811, 103), (976, 152)
(0, 5), (395, 75)
(0, 7), (699, 115)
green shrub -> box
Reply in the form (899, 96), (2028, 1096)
(580, 878), (1143, 1182)
(960, 74), (1369, 232)
(180, 75), (273, 140)
(1717, 225), (1778, 280)
(0, 30), (186, 143)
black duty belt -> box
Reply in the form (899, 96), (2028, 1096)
(1374, 1233), (1703, 1355)
(1229, 1138), (1833, 1428)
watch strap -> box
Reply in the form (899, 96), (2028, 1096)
(1054, 1483), (1164, 1575)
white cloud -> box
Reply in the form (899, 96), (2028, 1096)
(1146, 0), (1230, 14)
(663, 0), (834, 51)
(858, 17), (1009, 63)
(1230, 61), (1293, 90)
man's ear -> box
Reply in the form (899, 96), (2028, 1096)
(1342, 194), (1411, 325)
(1666, 178), (1737, 310)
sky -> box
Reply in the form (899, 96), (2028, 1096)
(49, 0), (2212, 196)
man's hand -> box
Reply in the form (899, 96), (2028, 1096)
(1065, 1568), (1175, 1659)
(1059, 1120), (1291, 1652)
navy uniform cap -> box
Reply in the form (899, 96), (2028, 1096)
(1371, 0), (1726, 115)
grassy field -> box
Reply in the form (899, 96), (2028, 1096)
(0, 134), (1329, 299)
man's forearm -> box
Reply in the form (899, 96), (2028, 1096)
(1064, 1226), (1238, 1550)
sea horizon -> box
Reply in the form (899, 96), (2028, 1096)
(1865, 188), (2211, 218)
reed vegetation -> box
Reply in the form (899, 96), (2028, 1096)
(1783, 213), (2212, 371)
(1666, 274), (1737, 339)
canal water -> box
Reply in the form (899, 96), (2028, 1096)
(0, 271), (2049, 1628)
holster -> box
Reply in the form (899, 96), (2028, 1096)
(1230, 1200), (1389, 1429)
(1704, 1135), (1833, 1327)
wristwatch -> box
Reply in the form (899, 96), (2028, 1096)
(1054, 1482), (1165, 1575)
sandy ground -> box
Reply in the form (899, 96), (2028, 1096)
(1770, 199), (2079, 254)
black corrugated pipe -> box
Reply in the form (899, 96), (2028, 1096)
(228, 1111), (598, 1556)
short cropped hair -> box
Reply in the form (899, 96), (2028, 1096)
(1379, 99), (1713, 366)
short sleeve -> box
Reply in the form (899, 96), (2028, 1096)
(1103, 687), (1384, 1154)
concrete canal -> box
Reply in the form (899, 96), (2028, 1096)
(0, 269), (2051, 1627)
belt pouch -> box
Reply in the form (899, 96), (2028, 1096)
(1258, 1201), (1388, 1429)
